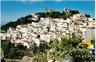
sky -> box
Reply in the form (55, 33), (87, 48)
(1, 0), (95, 26)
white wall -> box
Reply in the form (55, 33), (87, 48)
(83, 28), (95, 41)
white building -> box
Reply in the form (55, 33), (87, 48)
(82, 27), (95, 42)
(1, 13), (95, 48)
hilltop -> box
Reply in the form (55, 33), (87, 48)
(1, 9), (83, 32)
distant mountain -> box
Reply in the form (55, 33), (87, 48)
(1, 9), (81, 32)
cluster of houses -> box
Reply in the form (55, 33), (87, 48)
(0, 12), (95, 48)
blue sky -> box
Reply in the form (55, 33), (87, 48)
(1, 1), (95, 26)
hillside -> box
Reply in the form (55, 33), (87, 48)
(1, 8), (95, 62)
(1, 9), (80, 32)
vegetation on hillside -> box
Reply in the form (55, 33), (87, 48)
(1, 15), (32, 31)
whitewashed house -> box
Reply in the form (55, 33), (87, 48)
(82, 27), (95, 41)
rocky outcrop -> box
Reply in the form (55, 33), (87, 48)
(20, 56), (36, 62)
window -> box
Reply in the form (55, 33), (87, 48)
(37, 35), (40, 38)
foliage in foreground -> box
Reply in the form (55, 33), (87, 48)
(33, 35), (94, 62)
(1, 35), (95, 62)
